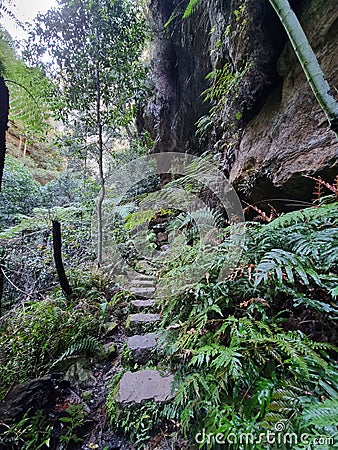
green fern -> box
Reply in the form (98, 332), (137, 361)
(51, 336), (103, 368)
(263, 203), (338, 230)
(114, 202), (136, 219)
(284, 225), (338, 264)
(254, 248), (321, 286)
(302, 398), (338, 426)
(152, 201), (338, 444)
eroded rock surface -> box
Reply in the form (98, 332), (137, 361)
(229, 0), (338, 196)
(140, 0), (338, 203)
(0, 375), (65, 421)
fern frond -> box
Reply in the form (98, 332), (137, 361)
(261, 381), (304, 429)
(263, 203), (338, 230)
(293, 294), (338, 316)
(302, 398), (338, 426)
(114, 202), (136, 219)
(167, 207), (224, 245)
(243, 201), (275, 222)
(306, 175), (338, 196)
(255, 249), (320, 287)
(51, 336), (103, 368)
(287, 227), (338, 265)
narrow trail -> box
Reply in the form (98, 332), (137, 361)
(78, 262), (184, 450)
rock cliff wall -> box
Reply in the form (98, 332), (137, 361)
(140, 0), (338, 205)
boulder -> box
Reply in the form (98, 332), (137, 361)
(0, 375), (65, 422)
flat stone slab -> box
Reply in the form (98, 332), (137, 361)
(127, 333), (159, 365)
(131, 279), (155, 286)
(130, 287), (156, 297)
(130, 299), (155, 311)
(135, 274), (156, 280)
(127, 333), (158, 350)
(118, 370), (174, 404)
(126, 313), (161, 335)
(129, 313), (160, 323)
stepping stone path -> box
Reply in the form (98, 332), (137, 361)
(127, 333), (159, 365)
(129, 286), (156, 297)
(130, 299), (154, 311)
(118, 370), (174, 404)
(116, 271), (175, 411)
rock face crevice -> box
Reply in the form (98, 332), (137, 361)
(230, 0), (338, 195)
(140, 0), (338, 202)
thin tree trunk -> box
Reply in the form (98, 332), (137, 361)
(0, 259), (4, 317)
(52, 220), (72, 299)
(23, 134), (27, 157)
(269, 0), (338, 135)
(0, 77), (9, 192)
(96, 68), (105, 267)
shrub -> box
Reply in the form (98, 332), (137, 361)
(0, 156), (42, 229)
(0, 296), (103, 400)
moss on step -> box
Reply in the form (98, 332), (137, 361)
(125, 313), (161, 336)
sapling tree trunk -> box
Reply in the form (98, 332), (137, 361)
(0, 259), (4, 317)
(52, 220), (73, 299)
(96, 67), (105, 267)
(269, 0), (338, 135)
(0, 76), (9, 192)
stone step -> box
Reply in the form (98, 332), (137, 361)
(127, 333), (159, 365)
(130, 299), (155, 312)
(117, 370), (174, 404)
(126, 313), (161, 335)
(131, 279), (155, 286)
(136, 273), (156, 279)
(129, 286), (156, 298)
(125, 271), (155, 281)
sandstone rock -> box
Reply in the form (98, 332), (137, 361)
(157, 232), (168, 242)
(127, 333), (159, 365)
(140, 0), (337, 205)
(130, 286), (156, 298)
(131, 279), (155, 286)
(117, 370), (174, 404)
(229, 0), (338, 201)
(65, 359), (96, 388)
(103, 342), (117, 361)
(130, 299), (155, 312)
(0, 375), (64, 422)
(126, 313), (161, 335)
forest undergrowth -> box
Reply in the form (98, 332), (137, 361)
(0, 146), (337, 449)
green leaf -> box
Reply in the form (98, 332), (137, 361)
(182, 0), (201, 18)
